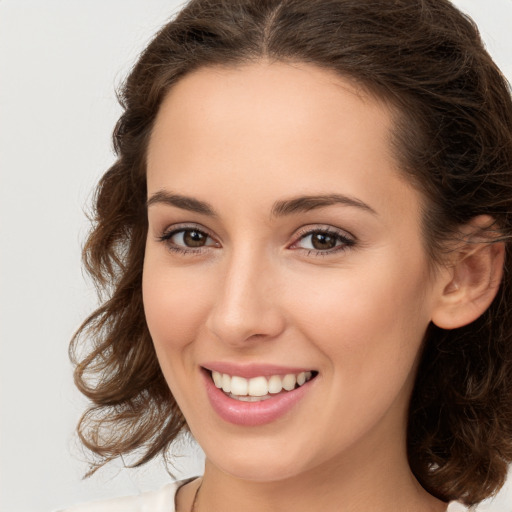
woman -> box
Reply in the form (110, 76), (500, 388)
(65, 0), (512, 510)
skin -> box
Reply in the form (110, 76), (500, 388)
(142, 61), (456, 512)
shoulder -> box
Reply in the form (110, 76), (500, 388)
(57, 478), (195, 512)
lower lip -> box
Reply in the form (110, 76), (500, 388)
(202, 369), (315, 426)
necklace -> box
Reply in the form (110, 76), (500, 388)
(190, 480), (202, 512)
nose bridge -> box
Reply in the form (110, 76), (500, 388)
(206, 243), (284, 345)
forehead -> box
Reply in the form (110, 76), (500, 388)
(148, 60), (395, 169)
(146, 61), (419, 223)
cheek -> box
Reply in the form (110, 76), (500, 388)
(142, 257), (213, 350)
(286, 253), (432, 372)
(284, 257), (432, 441)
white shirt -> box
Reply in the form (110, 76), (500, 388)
(58, 478), (468, 511)
(58, 479), (192, 512)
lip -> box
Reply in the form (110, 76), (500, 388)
(201, 361), (315, 379)
(201, 367), (317, 427)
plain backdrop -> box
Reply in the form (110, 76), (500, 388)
(0, 1), (511, 511)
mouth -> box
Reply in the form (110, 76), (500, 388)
(206, 369), (318, 402)
(201, 365), (319, 426)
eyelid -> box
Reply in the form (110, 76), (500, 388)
(288, 224), (356, 253)
(158, 221), (215, 237)
(157, 222), (221, 251)
(292, 224), (355, 240)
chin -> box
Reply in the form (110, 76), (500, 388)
(214, 458), (304, 483)
(202, 438), (320, 483)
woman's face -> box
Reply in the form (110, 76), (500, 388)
(143, 62), (446, 482)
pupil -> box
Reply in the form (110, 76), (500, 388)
(312, 232), (336, 250)
(184, 230), (206, 247)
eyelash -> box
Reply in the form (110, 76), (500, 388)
(157, 224), (356, 257)
(290, 226), (356, 256)
(157, 224), (218, 255)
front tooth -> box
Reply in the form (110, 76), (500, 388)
(268, 375), (283, 394)
(248, 376), (268, 396)
(212, 371), (223, 388)
(297, 372), (306, 386)
(230, 376), (249, 396)
(221, 373), (231, 393)
(282, 374), (297, 391)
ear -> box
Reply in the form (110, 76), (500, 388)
(431, 215), (505, 330)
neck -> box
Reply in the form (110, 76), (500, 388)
(194, 438), (447, 512)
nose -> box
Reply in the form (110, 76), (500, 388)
(205, 247), (286, 347)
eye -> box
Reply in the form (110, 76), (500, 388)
(171, 229), (210, 248)
(290, 227), (355, 254)
(158, 226), (220, 253)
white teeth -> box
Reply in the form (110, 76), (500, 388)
(212, 371), (223, 388)
(228, 393), (273, 402)
(282, 374), (296, 391)
(248, 376), (268, 397)
(267, 375), (282, 394)
(230, 376), (248, 396)
(221, 373), (231, 393)
(211, 370), (315, 399)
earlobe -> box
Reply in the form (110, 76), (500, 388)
(431, 217), (505, 330)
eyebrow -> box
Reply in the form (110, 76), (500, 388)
(147, 190), (217, 216)
(271, 194), (377, 217)
(146, 190), (376, 217)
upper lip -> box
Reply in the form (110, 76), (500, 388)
(201, 362), (316, 379)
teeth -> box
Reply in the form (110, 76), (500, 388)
(221, 373), (231, 393)
(282, 374), (296, 391)
(228, 393), (273, 402)
(212, 371), (223, 388)
(230, 376), (248, 396)
(211, 370), (315, 398)
(248, 376), (268, 396)
(268, 375), (282, 394)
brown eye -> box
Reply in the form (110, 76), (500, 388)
(310, 232), (337, 250)
(292, 228), (355, 254)
(161, 227), (218, 251)
(183, 229), (207, 247)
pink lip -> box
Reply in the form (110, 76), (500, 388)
(201, 368), (316, 427)
(201, 361), (314, 379)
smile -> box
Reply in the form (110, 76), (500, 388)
(211, 371), (315, 401)
(202, 366), (318, 426)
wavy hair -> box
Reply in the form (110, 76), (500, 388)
(70, 0), (512, 505)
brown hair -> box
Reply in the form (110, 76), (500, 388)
(70, 0), (512, 505)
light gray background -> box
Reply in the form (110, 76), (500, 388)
(0, 1), (511, 511)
